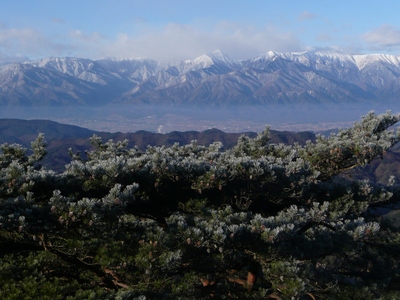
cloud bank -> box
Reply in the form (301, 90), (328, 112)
(2, 19), (400, 65)
(0, 22), (303, 63)
(363, 25), (400, 52)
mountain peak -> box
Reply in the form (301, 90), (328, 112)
(190, 50), (240, 70)
(3, 49), (400, 107)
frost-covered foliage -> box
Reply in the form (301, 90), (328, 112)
(1, 112), (400, 299)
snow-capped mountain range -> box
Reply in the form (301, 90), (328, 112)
(1, 49), (400, 107)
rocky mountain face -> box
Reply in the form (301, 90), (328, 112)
(1, 50), (400, 107)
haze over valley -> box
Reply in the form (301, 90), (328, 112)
(2, 50), (400, 132)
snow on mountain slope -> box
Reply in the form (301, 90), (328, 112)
(251, 50), (358, 69)
(26, 57), (95, 76)
(177, 50), (241, 73)
(2, 49), (400, 107)
(25, 57), (124, 85)
(354, 54), (400, 70)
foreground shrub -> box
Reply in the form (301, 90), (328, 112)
(1, 111), (400, 299)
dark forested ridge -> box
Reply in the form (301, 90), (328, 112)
(1, 118), (398, 182)
(0, 119), (315, 171)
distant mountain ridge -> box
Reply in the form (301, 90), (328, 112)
(2, 50), (400, 107)
(2, 118), (400, 184)
(0, 118), (315, 172)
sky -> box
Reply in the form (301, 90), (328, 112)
(1, 0), (400, 64)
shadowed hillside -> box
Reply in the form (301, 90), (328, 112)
(0, 119), (315, 172)
(3, 118), (400, 183)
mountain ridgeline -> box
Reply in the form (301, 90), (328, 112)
(0, 119), (315, 172)
(1, 118), (400, 185)
(2, 50), (400, 107)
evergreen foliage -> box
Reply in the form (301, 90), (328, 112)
(1, 111), (400, 299)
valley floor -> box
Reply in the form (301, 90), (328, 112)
(2, 103), (399, 133)
(51, 113), (355, 133)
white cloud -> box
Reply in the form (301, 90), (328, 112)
(362, 25), (400, 50)
(0, 27), (40, 47)
(0, 22), (304, 63)
(91, 22), (303, 61)
(316, 33), (333, 42)
(0, 25), (73, 63)
(0, 52), (29, 65)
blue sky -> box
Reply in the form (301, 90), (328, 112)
(1, 0), (400, 63)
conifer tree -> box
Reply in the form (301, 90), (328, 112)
(1, 111), (400, 299)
